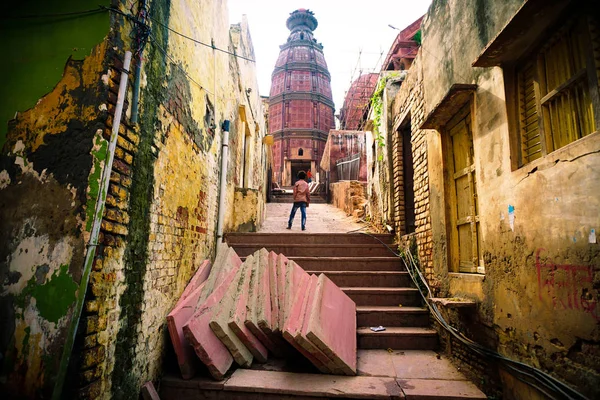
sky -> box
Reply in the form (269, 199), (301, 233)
(228, 0), (432, 115)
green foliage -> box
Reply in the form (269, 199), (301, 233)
(370, 77), (387, 161)
(412, 30), (422, 45)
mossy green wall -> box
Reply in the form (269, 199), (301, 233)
(0, 0), (109, 148)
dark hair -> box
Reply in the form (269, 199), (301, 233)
(297, 170), (307, 179)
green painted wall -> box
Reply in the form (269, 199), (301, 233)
(0, 0), (109, 149)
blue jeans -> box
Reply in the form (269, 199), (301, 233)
(288, 202), (307, 229)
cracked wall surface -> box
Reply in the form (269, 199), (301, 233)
(376, 0), (600, 398)
(0, 1), (111, 394)
(1, 1), (267, 399)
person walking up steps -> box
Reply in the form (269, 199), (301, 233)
(287, 170), (310, 231)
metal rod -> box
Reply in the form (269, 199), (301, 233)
(52, 50), (132, 400)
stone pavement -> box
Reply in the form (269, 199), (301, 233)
(259, 203), (366, 233)
(161, 350), (486, 399)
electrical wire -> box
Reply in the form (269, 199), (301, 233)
(100, 6), (255, 63)
(148, 34), (213, 95)
(144, 11), (255, 63)
(346, 229), (588, 400)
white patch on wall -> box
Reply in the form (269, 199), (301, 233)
(101, 71), (111, 86)
(508, 205), (515, 231)
(590, 229), (597, 244)
(11, 140), (47, 183)
(0, 170), (11, 189)
(2, 231), (74, 296)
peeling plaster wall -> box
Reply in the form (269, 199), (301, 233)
(81, 1), (267, 399)
(380, 0), (600, 397)
(0, 2), (111, 395)
(1, 1), (266, 399)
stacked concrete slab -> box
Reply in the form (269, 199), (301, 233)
(182, 244), (243, 379)
(166, 260), (212, 379)
(170, 244), (356, 380)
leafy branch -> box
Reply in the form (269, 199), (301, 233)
(370, 73), (398, 161)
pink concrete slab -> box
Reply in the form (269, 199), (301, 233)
(178, 259), (211, 305)
(225, 370), (404, 399)
(243, 249), (286, 357)
(183, 262), (241, 380)
(282, 274), (331, 373)
(224, 254), (270, 363)
(282, 260), (310, 327)
(210, 255), (266, 366)
(167, 260), (212, 379)
(306, 273), (357, 375)
(255, 249), (273, 332)
(268, 251), (279, 331)
(296, 274), (339, 373)
(198, 245), (242, 305)
(167, 281), (207, 379)
(276, 253), (289, 329)
(397, 379), (486, 399)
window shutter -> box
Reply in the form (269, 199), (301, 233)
(518, 62), (542, 163)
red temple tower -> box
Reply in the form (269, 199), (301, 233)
(269, 9), (335, 186)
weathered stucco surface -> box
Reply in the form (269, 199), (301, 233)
(374, 0), (600, 397)
(0, 27), (112, 395)
(1, 1), (267, 399)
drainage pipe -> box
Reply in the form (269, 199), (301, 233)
(52, 51), (133, 400)
(216, 120), (230, 242)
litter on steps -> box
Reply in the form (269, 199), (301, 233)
(168, 243), (357, 380)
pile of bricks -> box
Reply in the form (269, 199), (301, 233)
(167, 243), (356, 380)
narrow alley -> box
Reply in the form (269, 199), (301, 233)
(1, 1), (598, 399)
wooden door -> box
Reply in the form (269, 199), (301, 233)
(445, 104), (481, 273)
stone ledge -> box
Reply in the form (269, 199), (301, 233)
(430, 298), (477, 308)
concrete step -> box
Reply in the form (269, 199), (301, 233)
(225, 232), (395, 245)
(342, 287), (421, 306)
(309, 271), (412, 287)
(356, 306), (430, 327)
(267, 257), (404, 272)
(357, 327), (438, 350)
(161, 351), (487, 399)
(232, 244), (395, 257)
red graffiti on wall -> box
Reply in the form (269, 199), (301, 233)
(536, 248), (599, 321)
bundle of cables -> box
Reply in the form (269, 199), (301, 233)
(355, 231), (587, 400)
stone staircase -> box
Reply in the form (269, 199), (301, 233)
(225, 232), (437, 352)
(159, 232), (486, 399)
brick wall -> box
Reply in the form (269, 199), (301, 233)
(390, 56), (435, 288)
(74, 3), (267, 398)
(76, 52), (138, 398)
(389, 54), (499, 397)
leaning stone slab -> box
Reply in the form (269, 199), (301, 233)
(282, 273), (332, 373)
(306, 273), (357, 375)
(210, 254), (266, 366)
(177, 259), (211, 306)
(244, 249), (285, 357)
(282, 260), (308, 326)
(167, 260), (211, 379)
(268, 251), (280, 332)
(298, 274), (341, 373)
(276, 253), (289, 329)
(183, 261), (241, 380)
(198, 244), (241, 305)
